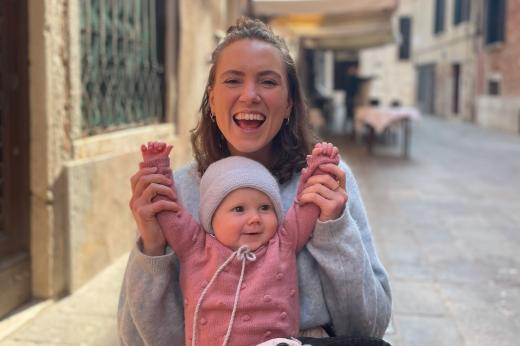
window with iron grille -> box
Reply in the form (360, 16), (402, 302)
(433, 0), (445, 34)
(453, 0), (470, 25)
(80, 0), (165, 136)
(485, 0), (506, 44)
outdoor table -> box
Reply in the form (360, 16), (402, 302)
(355, 106), (421, 157)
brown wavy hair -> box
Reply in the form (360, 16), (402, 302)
(191, 17), (318, 184)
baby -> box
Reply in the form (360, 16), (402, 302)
(140, 141), (339, 346)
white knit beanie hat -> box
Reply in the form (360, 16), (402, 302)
(199, 156), (283, 234)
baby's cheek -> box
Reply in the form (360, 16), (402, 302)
(267, 222), (278, 239)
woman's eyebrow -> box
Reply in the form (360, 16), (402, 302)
(258, 70), (282, 79)
(218, 70), (244, 78)
(218, 70), (282, 79)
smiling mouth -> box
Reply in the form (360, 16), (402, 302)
(233, 113), (265, 129)
(242, 231), (261, 236)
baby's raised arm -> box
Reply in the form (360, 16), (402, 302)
(283, 142), (340, 251)
(140, 142), (175, 190)
(139, 142), (202, 257)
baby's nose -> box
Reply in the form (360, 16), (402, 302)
(247, 212), (261, 224)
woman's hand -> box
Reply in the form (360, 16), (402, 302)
(298, 162), (348, 222)
(129, 166), (180, 256)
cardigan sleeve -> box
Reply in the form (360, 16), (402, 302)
(117, 239), (185, 346)
(305, 161), (392, 338)
(281, 150), (340, 251)
(139, 157), (204, 258)
(117, 165), (200, 345)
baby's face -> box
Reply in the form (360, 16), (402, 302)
(212, 188), (278, 251)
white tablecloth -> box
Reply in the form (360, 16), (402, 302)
(355, 106), (421, 134)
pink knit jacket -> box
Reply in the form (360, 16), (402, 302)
(140, 154), (338, 346)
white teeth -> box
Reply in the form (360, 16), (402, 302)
(234, 113), (265, 121)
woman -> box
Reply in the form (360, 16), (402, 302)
(118, 17), (391, 345)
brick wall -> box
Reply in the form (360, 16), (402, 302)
(476, 0), (520, 133)
(478, 0), (520, 96)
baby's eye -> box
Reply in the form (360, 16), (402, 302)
(232, 206), (244, 212)
(260, 204), (272, 211)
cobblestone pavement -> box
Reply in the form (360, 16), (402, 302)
(324, 115), (520, 346)
(1, 115), (519, 345)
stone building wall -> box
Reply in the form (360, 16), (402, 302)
(28, 0), (239, 297)
(359, 0), (416, 107)
(411, 0), (477, 121)
(29, 0), (75, 298)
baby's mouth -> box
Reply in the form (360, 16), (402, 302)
(242, 230), (261, 236)
(233, 113), (265, 129)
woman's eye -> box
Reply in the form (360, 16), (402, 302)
(224, 79), (240, 85)
(233, 206), (244, 212)
(261, 79), (277, 87)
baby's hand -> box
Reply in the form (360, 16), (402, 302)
(298, 142), (346, 221)
(141, 141), (173, 162)
(310, 141), (339, 160)
(300, 142), (340, 179)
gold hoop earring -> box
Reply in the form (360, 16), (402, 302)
(210, 112), (216, 123)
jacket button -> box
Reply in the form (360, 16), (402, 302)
(276, 273), (284, 280)
(263, 295), (272, 302)
(280, 311), (287, 320)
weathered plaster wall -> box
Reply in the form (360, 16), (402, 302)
(411, 0), (477, 120)
(29, 0), (74, 298)
(29, 0), (240, 295)
(67, 125), (177, 290)
(176, 0), (221, 161)
(360, 43), (416, 107)
(360, 0), (416, 107)
(476, 96), (520, 133)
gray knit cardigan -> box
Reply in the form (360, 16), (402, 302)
(117, 160), (392, 345)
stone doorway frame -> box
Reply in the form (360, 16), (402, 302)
(0, 0), (31, 319)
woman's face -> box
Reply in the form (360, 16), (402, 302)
(209, 39), (292, 164)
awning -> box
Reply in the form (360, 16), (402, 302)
(252, 0), (398, 49)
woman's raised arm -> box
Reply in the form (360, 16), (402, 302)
(305, 162), (392, 337)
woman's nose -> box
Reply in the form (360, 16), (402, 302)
(239, 82), (260, 103)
